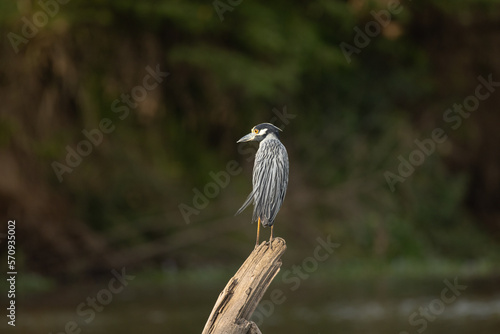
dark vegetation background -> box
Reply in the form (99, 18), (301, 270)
(0, 0), (499, 283)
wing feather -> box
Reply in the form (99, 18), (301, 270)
(236, 138), (289, 226)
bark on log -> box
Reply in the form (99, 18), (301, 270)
(202, 237), (287, 334)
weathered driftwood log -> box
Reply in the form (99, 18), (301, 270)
(202, 237), (287, 334)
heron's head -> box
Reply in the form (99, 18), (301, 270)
(237, 123), (282, 143)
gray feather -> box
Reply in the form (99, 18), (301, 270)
(236, 137), (289, 227)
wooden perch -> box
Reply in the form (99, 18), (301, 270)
(202, 237), (287, 334)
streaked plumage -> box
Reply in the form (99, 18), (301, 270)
(236, 123), (289, 247)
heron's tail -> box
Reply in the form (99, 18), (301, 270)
(235, 191), (254, 216)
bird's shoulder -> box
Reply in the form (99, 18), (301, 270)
(256, 138), (288, 162)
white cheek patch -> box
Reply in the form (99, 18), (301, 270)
(259, 128), (268, 135)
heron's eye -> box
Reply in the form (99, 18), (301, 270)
(253, 129), (259, 134)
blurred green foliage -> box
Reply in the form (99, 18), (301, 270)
(1, 0), (499, 278)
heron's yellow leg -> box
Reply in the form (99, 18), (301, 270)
(255, 217), (261, 248)
(269, 225), (274, 249)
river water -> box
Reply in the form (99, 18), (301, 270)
(8, 273), (500, 333)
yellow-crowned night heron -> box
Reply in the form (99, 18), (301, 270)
(236, 123), (289, 248)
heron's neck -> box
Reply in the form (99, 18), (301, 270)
(261, 132), (279, 143)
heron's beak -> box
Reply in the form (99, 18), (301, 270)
(237, 133), (256, 143)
